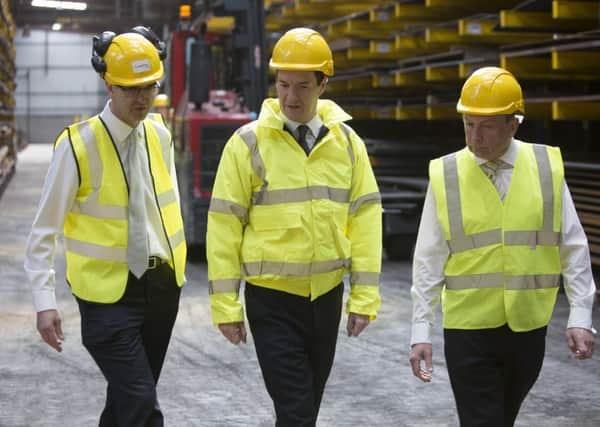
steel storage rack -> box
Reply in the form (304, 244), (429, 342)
(0, 0), (17, 198)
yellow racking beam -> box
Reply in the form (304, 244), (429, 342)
(501, 55), (556, 79)
(394, 70), (425, 86)
(458, 18), (550, 44)
(283, 1), (376, 19)
(346, 107), (375, 119)
(552, 50), (600, 72)
(395, 3), (462, 21)
(396, 105), (427, 120)
(426, 65), (460, 81)
(395, 34), (440, 54)
(373, 73), (395, 88)
(427, 104), (456, 120)
(426, 0), (515, 8)
(327, 19), (397, 39)
(501, 54), (600, 80)
(425, 27), (462, 45)
(552, 1), (600, 19)
(553, 101), (600, 120)
(347, 47), (398, 61)
(347, 76), (373, 90)
(499, 10), (592, 31)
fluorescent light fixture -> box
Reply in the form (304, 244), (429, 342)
(51, 22), (62, 31)
(31, 1), (87, 11)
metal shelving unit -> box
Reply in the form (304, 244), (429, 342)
(0, 0), (17, 198)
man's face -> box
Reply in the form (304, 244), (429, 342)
(276, 70), (326, 123)
(463, 114), (519, 160)
(107, 82), (158, 127)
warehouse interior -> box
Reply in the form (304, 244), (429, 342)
(1, 1), (600, 426)
(3, 0), (600, 263)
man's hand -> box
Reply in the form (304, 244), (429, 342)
(218, 321), (247, 345)
(409, 343), (433, 383)
(37, 309), (64, 352)
(566, 327), (595, 360)
(346, 313), (369, 337)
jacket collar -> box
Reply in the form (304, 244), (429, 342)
(257, 98), (352, 130)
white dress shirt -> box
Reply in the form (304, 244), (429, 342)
(284, 114), (324, 151)
(24, 101), (179, 312)
(411, 139), (596, 345)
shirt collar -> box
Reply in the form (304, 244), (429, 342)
(283, 114), (323, 138)
(99, 100), (142, 144)
(472, 138), (519, 166)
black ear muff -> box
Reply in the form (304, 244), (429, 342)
(130, 25), (167, 61)
(91, 31), (116, 74)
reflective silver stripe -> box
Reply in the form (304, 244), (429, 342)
(444, 146), (558, 253)
(242, 258), (350, 277)
(350, 271), (380, 286)
(505, 274), (560, 290)
(443, 154), (465, 241)
(238, 126), (269, 204)
(209, 197), (248, 224)
(533, 144), (554, 233)
(71, 196), (127, 220)
(445, 273), (504, 290)
(76, 120), (103, 188)
(252, 186), (350, 206)
(445, 273), (560, 290)
(349, 192), (382, 215)
(340, 123), (355, 165)
(168, 229), (185, 248)
(64, 237), (127, 262)
(447, 229), (501, 253)
(157, 189), (178, 207)
(504, 230), (560, 247)
(209, 279), (240, 295)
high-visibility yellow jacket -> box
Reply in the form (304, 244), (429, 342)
(429, 141), (563, 331)
(59, 113), (186, 303)
(207, 98), (382, 324)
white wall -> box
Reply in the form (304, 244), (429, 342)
(14, 29), (108, 143)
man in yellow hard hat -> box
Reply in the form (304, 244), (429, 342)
(409, 66), (596, 426)
(153, 93), (171, 122)
(24, 27), (186, 426)
(207, 27), (382, 425)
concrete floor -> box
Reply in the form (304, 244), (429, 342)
(1, 144), (599, 427)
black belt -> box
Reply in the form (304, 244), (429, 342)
(148, 256), (167, 269)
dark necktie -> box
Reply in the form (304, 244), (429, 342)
(297, 124), (310, 154)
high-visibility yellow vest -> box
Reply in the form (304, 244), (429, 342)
(429, 141), (563, 331)
(207, 99), (382, 324)
(59, 113), (186, 303)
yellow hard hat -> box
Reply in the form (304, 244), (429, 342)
(101, 33), (164, 86)
(457, 66), (524, 116)
(269, 28), (334, 76)
(154, 93), (169, 108)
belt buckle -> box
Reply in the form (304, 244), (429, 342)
(148, 256), (159, 269)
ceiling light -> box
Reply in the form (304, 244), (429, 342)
(51, 22), (62, 31)
(31, 1), (87, 11)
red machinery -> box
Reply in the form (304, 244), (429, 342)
(168, 2), (266, 249)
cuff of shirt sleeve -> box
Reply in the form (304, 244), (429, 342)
(567, 305), (594, 331)
(410, 322), (432, 346)
(33, 289), (57, 313)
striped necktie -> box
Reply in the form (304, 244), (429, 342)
(481, 159), (512, 199)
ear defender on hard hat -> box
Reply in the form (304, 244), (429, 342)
(90, 27), (165, 87)
(456, 66), (525, 116)
(130, 26), (167, 61)
(269, 27), (334, 76)
(91, 31), (116, 73)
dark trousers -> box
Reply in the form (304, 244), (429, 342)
(444, 324), (547, 427)
(245, 282), (344, 427)
(76, 263), (181, 427)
